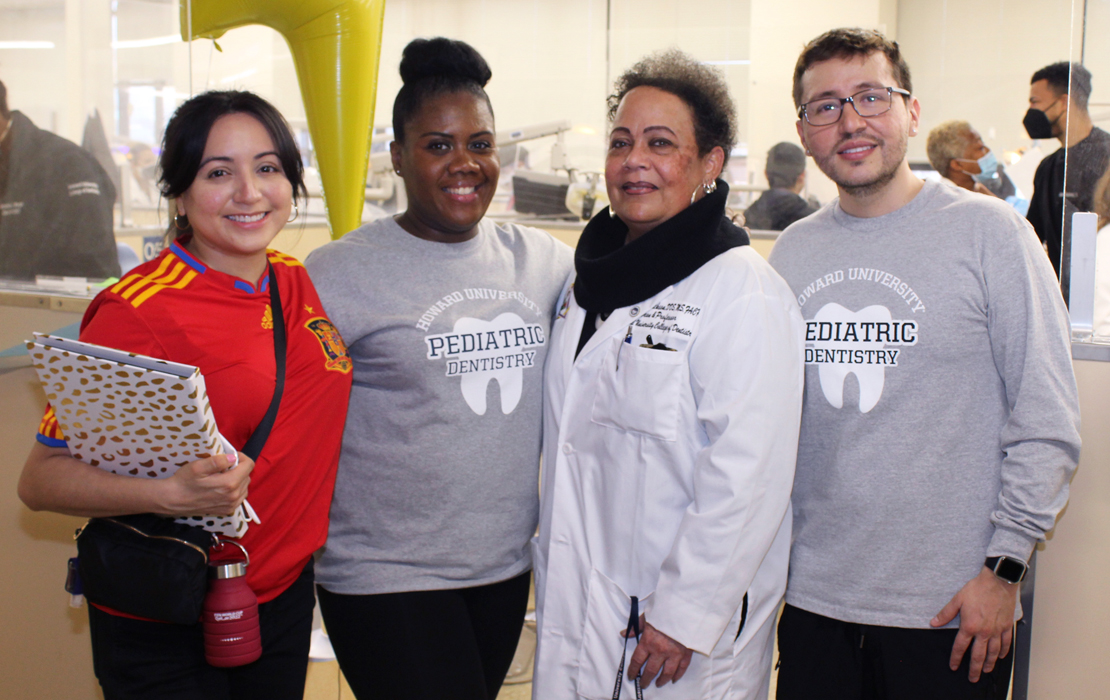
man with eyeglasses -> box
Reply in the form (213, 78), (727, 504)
(768, 28), (1079, 700)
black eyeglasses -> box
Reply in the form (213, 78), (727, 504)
(799, 87), (911, 126)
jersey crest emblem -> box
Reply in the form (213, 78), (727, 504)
(305, 317), (352, 374)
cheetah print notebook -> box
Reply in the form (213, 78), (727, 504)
(28, 333), (257, 538)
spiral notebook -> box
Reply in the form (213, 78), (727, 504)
(27, 333), (258, 537)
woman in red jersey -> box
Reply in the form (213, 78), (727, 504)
(18, 91), (352, 700)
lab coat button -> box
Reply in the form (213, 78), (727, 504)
(562, 443), (573, 455)
(629, 306), (640, 317)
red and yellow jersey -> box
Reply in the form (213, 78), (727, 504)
(38, 241), (352, 603)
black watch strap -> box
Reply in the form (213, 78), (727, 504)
(985, 556), (1028, 584)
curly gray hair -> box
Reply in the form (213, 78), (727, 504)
(608, 49), (737, 166)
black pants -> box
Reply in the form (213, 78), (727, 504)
(776, 604), (1014, 700)
(88, 560), (315, 700)
(317, 570), (531, 700)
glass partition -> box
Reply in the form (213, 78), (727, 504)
(0, 0), (1082, 293)
(1075, 0), (1110, 343)
(0, 2), (1090, 699)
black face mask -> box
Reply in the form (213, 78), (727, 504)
(1024, 108), (1055, 140)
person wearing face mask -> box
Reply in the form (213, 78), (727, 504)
(304, 38), (573, 700)
(1025, 61), (1110, 277)
(926, 120), (1028, 215)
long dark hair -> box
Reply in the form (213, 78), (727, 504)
(158, 90), (307, 238)
(391, 37), (494, 144)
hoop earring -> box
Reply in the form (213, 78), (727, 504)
(288, 204), (299, 223)
(690, 180), (717, 205)
(174, 213), (189, 231)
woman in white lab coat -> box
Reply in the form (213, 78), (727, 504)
(532, 50), (805, 699)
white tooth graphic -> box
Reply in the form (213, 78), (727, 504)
(443, 313), (542, 416)
(460, 357), (522, 415)
(812, 303), (891, 413)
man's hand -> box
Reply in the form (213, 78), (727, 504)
(931, 565), (1019, 682)
(622, 615), (694, 687)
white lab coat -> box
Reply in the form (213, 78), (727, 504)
(532, 246), (805, 699)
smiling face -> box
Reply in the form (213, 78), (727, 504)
(391, 90), (498, 243)
(796, 52), (920, 199)
(605, 86), (723, 241)
(176, 112), (293, 279)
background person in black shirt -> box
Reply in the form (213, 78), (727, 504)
(1025, 62), (1110, 279)
(0, 78), (119, 281)
(742, 141), (818, 230)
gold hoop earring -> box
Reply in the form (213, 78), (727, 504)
(174, 213), (189, 231)
(288, 204), (299, 223)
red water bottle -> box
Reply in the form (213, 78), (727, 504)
(202, 542), (261, 667)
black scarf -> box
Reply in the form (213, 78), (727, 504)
(573, 179), (749, 355)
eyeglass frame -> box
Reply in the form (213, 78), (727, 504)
(798, 87), (912, 126)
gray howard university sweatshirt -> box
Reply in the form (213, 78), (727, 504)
(769, 179), (1080, 628)
(306, 217), (573, 594)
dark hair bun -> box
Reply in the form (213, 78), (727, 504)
(399, 37), (491, 88)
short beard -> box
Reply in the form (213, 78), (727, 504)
(815, 129), (907, 200)
(837, 165), (899, 198)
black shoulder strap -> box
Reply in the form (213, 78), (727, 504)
(241, 264), (286, 461)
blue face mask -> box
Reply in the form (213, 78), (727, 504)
(967, 150), (1000, 184)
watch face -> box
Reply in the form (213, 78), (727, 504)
(995, 557), (1027, 583)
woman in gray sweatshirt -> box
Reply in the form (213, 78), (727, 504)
(304, 37), (573, 700)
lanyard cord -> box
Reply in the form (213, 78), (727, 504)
(611, 596), (644, 700)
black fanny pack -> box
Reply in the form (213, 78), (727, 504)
(74, 264), (286, 624)
(76, 514), (217, 624)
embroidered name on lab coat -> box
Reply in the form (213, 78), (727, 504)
(67, 182), (101, 197)
(630, 301), (701, 347)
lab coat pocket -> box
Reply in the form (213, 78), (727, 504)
(574, 568), (653, 700)
(590, 339), (685, 441)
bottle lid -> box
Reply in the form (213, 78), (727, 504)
(209, 560), (248, 579)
